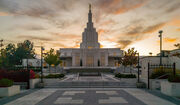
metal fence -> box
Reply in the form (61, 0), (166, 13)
(147, 63), (176, 89)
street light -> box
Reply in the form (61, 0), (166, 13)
(35, 45), (45, 83)
(41, 46), (45, 83)
(136, 53), (141, 83)
(159, 30), (163, 66)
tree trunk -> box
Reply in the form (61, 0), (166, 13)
(49, 65), (50, 73)
(130, 66), (132, 73)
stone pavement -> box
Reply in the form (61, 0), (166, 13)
(3, 88), (178, 105)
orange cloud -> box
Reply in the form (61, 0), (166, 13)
(169, 19), (180, 27)
(164, 37), (177, 43)
(113, 1), (147, 15)
(72, 40), (81, 48)
(100, 44), (104, 48)
(142, 23), (166, 34)
(50, 32), (80, 39)
(176, 28), (180, 31)
(98, 29), (105, 35)
(100, 20), (116, 26)
(0, 12), (9, 16)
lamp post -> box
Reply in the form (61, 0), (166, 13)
(41, 46), (45, 83)
(136, 53), (141, 83)
(26, 55), (30, 89)
(159, 30), (163, 66)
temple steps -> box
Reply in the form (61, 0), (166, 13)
(44, 81), (136, 88)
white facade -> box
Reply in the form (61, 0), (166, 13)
(58, 5), (123, 68)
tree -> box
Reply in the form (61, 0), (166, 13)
(174, 43), (180, 49)
(0, 44), (16, 68)
(44, 48), (61, 72)
(0, 40), (36, 69)
(149, 52), (153, 56)
(122, 48), (138, 73)
(15, 40), (35, 65)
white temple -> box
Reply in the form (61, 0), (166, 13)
(58, 5), (123, 69)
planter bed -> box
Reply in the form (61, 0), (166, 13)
(0, 85), (20, 97)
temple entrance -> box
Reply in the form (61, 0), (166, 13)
(86, 55), (94, 67)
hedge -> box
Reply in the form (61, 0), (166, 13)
(0, 78), (13, 87)
(44, 74), (65, 78)
(0, 70), (29, 82)
(115, 73), (136, 78)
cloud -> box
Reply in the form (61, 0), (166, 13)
(112, 0), (147, 15)
(99, 20), (116, 26)
(117, 40), (132, 49)
(16, 35), (53, 41)
(166, 2), (180, 13)
(95, 0), (147, 15)
(126, 26), (144, 36)
(164, 37), (177, 43)
(142, 23), (166, 34)
(169, 19), (180, 27)
(0, 11), (9, 16)
(50, 42), (68, 48)
(177, 28), (180, 31)
(116, 22), (166, 49)
(12, 24), (47, 31)
(50, 32), (81, 39)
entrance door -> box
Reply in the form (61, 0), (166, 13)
(86, 55), (94, 67)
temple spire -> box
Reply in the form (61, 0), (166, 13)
(88, 4), (92, 23)
(89, 4), (91, 11)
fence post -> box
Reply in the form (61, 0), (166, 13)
(148, 63), (150, 89)
(27, 70), (30, 89)
(173, 63), (176, 77)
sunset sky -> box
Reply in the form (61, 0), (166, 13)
(0, 0), (180, 56)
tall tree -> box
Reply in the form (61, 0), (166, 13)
(122, 48), (138, 72)
(15, 40), (35, 65)
(174, 43), (180, 49)
(0, 44), (16, 68)
(44, 48), (61, 72)
(0, 40), (36, 68)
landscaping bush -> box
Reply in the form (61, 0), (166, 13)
(44, 74), (65, 78)
(0, 78), (13, 87)
(30, 70), (35, 79)
(115, 73), (136, 78)
(0, 70), (29, 82)
(168, 74), (180, 83)
(150, 68), (172, 79)
(35, 73), (40, 78)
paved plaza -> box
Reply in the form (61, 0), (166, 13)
(2, 88), (179, 105)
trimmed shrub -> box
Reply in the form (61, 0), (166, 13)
(35, 73), (40, 78)
(0, 78), (13, 87)
(115, 73), (136, 78)
(0, 70), (29, 82)
(150, 68), (172, 79)
(44, 74), (65, 78)
(168, 74), (180, 83)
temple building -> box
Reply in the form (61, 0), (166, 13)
(58, 5), (123, 69)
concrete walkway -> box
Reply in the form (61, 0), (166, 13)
(2, 88), (179, 105)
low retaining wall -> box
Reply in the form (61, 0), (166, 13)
(140, 78), (166, 90)
(161, 81), (180, 97)
(0, 85), (20, 97)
